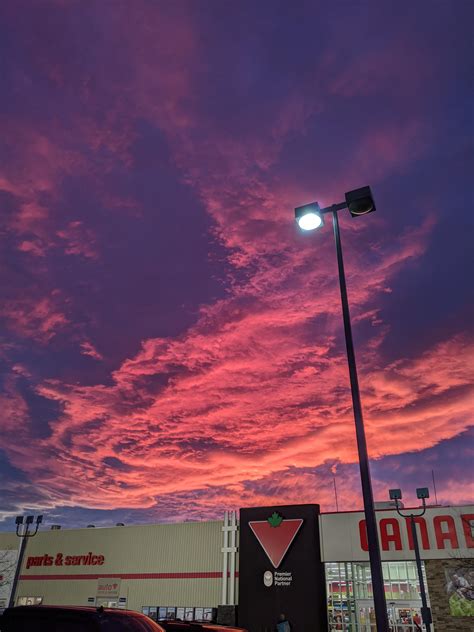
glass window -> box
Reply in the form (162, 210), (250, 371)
(407, 563), (417, 580)
(386, 562), (397, 581)
(326, 561), (431, 631)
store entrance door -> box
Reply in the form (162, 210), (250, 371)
(387, 601), (424, 631)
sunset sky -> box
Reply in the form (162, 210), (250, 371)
(0, 0), (473, 530)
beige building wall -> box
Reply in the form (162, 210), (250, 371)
(0, 532), (20, 551)
(0, 521), (226, 612)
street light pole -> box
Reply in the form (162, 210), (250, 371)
(390, 488), (432, 631)
(295, 187), (389, 631)
(8, 515), (43, 608)
(332, 210), (389, 632)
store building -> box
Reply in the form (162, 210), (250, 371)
(0, 504), (472, 631)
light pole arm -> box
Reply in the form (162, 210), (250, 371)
(394, 497), (427, 519)
(27, 524), (40, 537)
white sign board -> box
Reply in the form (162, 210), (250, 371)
(320, 505), (474, 562)
(97, 577), (121, 598)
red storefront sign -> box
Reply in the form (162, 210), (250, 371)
(358, 513), (474, 551)
(26, 552), (105, 569)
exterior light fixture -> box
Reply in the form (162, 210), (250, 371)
(345, 186), (376, 217)
(416, 487), (430, 500)
(389, 488), (403, 501)
(294, 202), (323, 231)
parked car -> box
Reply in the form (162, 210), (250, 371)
(0, 605), (166, 631)
(158, 622), (246, 632)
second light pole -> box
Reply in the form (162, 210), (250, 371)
(389, 487), (433, 631)
(8, 514), (43, 608)
(295, 186), (389, 631)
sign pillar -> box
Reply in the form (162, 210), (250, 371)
(239, 504), (327, 632)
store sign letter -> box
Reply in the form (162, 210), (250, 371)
(359, 515), (470, 552)
(26, 552), (105, 569)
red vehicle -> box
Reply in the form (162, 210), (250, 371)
(0, 605), (166, 631)
(159, 622), (246, 632)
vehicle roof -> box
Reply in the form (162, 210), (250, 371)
(158, 622), (246, 632)
(2, 605), (146, 616)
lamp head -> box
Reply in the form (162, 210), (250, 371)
(389, 488), (402, 501)
(416, 487), (430, 500)
(345, 186), (376, 217)
(36, 515), (43, 525)
(15, 516), (24, 526)
(25, 515), (34, 525)
(295, 202), (324, 231)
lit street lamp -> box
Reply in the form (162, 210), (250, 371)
(8, 514), (43, 608)
(295, 186), (389, 631)
(389, 488), (433, 631)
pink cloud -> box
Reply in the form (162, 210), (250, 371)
(17, 239), (47, 257)
(56, 221), (98, 259)
(80, 341), (103, 361)
(4, 295), (470, 512)
(1, 292), (69, 343)
(0, 2), (471, 520)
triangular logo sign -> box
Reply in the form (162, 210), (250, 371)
(249, 512), (303, 568)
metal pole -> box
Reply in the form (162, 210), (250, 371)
(333, 475), (339, 512)
(229, 510), (236, 605)
(332, 210), (389, 631)
(431, 470), (438, 506)
(409, 515), (432, 631)
(8, 526), (29, 608)
(222, 510), (228, 605)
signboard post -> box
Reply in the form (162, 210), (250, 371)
(239, 504), (327, 631)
